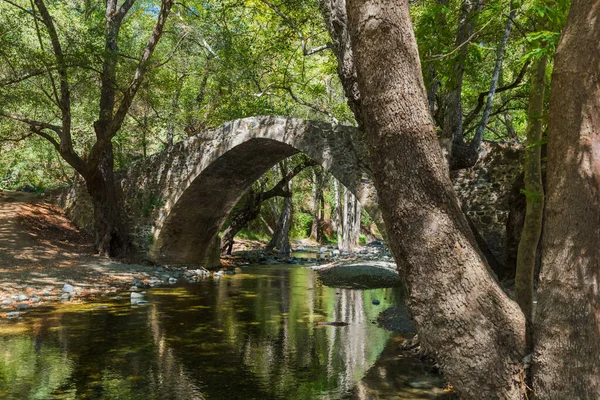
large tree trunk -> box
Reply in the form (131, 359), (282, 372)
(515, 53), (547, 341)
(85, 142), (128, 257)
(533, 2), (600, 398)
(346, 1), (525, 398)
(266, 197), (292, 256)
(266, 162), (293, 256)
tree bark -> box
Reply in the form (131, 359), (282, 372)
(346, 1), (525, 398)
(533, 2), (600, 397)
(266, 197), (292, 256)
(266, 162), (293, 256)
(310, 168), (324, 242)
(84, 142), (128, 257)
(515, 53), (547, 342)
(333, 179), (343, 250)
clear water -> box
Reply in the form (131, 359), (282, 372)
(0, 265), (448, 399)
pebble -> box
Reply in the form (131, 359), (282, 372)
(60, 293), (71, 300)
(1, 299), (13, 305)
(16, 304), (29, 310)
(6, 312), (20, 319)
(130, 292), (144, 299)
(168, 277), (177, 284)
(17, 294), (29, 301)
(30, 297), (41, 303)
(62, 284), (75, 294)
(132, 300), (149, 305)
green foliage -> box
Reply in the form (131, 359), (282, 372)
(290, 211), (312, 239)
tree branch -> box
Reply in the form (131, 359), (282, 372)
(260, 0), (331, 56)
(33, 0), (74, 153)
(275, 85), (339, 124)
(0, 112), (62, 133)
(108, 0), (174, 136)
(464, 59), (530, 128)
(263, 159), (317, 200)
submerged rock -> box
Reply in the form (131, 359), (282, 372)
(313, 261), (400, 289)
(315, 321), (349, 327)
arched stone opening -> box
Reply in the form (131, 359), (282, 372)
(148, 117), (383, 265)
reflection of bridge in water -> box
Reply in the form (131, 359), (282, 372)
(55, 116), (384, 265)
(0, 266), (405, 399)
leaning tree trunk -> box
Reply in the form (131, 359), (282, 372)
(346, 1), (525, 398)
(533, 2), (600, 398)
(85, 142), (129, 257)
(515, 52), (547, 343)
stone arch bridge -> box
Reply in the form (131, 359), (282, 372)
(54, 116), (383, 265)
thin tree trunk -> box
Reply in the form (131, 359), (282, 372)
(341, 186), (350, 251)
(515, 53), (547, 345)
(352, 196), (362, 246)
(450, 3), (516, 170)
(533, 2), (600, 397)
(310, 168), (324, 242)
(470, 4), (516, 149)
(322, 0), (363, 128)
(441, 0), (482, 161)
(166, 72), (184, 148)
(334, 179), (343, 250)
(346, 1), (525, 398)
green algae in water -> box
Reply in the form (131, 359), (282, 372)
(0, 265), (446, 399)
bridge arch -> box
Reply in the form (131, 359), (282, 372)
(55, 116), (383, 265)
(147, 116), (381, 264)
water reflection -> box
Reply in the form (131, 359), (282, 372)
(0, 265), (441, 399)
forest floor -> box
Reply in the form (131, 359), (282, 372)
(0, 191), (183, 311)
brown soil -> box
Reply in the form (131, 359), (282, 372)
(0, 191), (163, 305)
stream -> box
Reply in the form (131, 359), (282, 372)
(0, 264), (450, 399)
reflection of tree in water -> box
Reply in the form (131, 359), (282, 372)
(146, 304), (206, 400)
(0, 267), (399, 399)
(211, 267), (393, 399)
